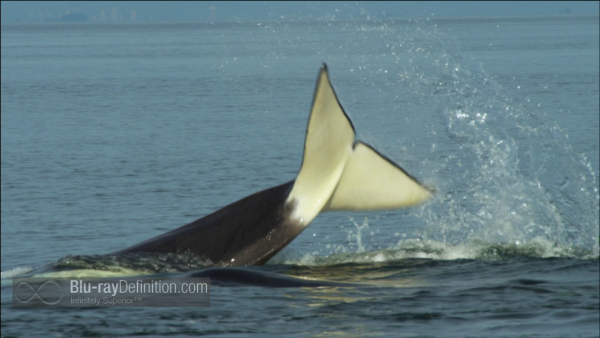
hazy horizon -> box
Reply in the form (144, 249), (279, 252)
(1, 1), (598, 24)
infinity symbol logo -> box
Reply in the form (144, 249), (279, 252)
(14, 280), (63, 305)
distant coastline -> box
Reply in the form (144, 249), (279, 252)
(1, 13), (598, 27)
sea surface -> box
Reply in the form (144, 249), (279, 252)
(1, 15), (599, 337)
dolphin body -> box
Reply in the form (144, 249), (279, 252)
(113, 64), (433, 266)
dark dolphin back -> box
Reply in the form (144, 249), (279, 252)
(114, 181), (302, 266)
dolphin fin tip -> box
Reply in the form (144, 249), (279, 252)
(424, 183), (436, 195)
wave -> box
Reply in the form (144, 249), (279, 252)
(0, 267), (34, 279)
(270, 237), (598, 266)
(2, 238), (596, 280)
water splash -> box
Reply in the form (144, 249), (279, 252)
(346, 216), (370, 253)
(382, 20), (600, 257)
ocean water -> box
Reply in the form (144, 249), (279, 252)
(1, 15), (599, 337)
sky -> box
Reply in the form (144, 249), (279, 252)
(1, 1), (598, 23)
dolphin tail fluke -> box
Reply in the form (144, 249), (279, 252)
(287, 64), (433, 226)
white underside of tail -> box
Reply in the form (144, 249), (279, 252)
(324, 142), (433, 210)
(287, 64), (433, 227)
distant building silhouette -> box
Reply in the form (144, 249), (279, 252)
(130, 10), (137, 21)
(111, 7), (118, 21)
(57, 12), (87, 22)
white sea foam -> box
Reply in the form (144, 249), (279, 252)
(0, 267), (34, 279)
(273, 235), (596, 267)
